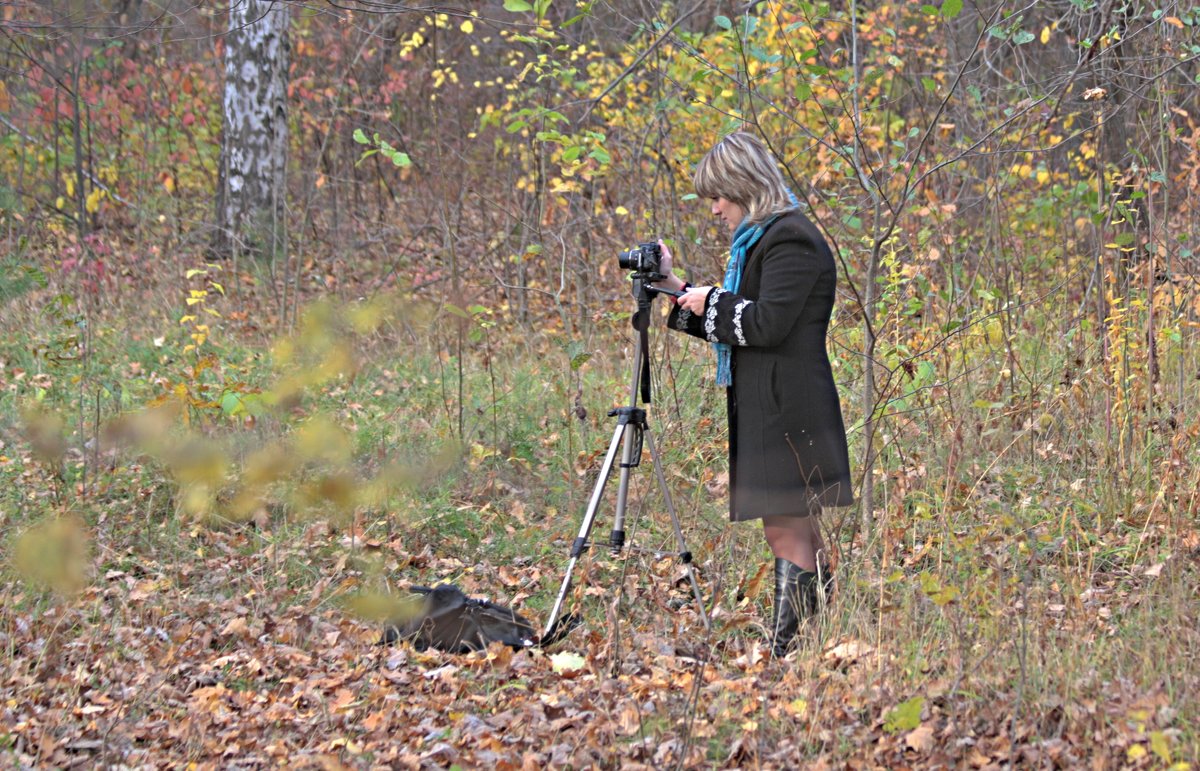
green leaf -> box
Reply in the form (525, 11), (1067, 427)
(1013, 29), (1036, 45)
(922, 76), (938, 92)
(884, 696), (925, 733)
(391, 152), (411, 167)
(941, 0), (963, 18)
(220, 391), (244, 417)
(353, 128), (369, 145)
(562, 145), (582, 161)
(568, 341), (592, 371)
(443, 303), (471, 319)
(1113, 232), (1136, 247)
(504, 0), (533, 11)
(588, 147), (611, 164)
(714, 15), (732, 30)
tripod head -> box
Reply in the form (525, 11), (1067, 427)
(630, 271), (684, 306)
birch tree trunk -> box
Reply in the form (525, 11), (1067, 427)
(213, 0), (289, 260)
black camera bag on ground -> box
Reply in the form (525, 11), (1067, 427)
(381, 584), (536, 653)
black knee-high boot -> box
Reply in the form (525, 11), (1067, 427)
(771, 558), (819, 658)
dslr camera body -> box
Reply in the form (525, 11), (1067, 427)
(618, 241), (662, 276)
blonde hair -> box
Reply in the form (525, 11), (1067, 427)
(693, 132), (795, 225)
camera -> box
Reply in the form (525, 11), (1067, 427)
(618, 241), (662, 275)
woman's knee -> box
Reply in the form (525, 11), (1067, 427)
(762, 515), (816, 545)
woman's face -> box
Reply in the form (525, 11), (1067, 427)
(711, 197), (746, 233)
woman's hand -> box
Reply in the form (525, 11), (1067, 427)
(652, 241), (686, 293)
(679, 286), (712, 314)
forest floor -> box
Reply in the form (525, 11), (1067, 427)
(1, 250), (1197, 770)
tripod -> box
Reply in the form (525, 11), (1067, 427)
(542, 274), (711, 641)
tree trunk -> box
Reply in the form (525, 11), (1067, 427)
(213, 0), (289, 260)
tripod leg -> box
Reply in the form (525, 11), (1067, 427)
(643, 427), (712, 631)
(542, 421), (626, 641)
(607, 420), (641, 553)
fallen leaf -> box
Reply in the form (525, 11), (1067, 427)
(906, 723), (935, 752)
(220, 617), (250, 638)
(550, 651), (586, 676)
(824, 638), (873, 664)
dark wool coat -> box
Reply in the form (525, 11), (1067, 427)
(668, 209), (853, 521)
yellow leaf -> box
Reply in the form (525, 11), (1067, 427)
(1127, 744), (1147, 761)
(1164, 16), (1184, 27)
(1150, 731), (1172, 762)
(550, 651), (586, 675)
(1040, 26), (1051, 44)
(460, 19), (474, 33)
(12, 516), (90, 594)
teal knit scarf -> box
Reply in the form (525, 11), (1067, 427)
(713, 195), (796, 387)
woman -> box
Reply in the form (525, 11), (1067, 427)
(654, 132), (853, 657)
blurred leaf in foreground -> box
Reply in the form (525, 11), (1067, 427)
(12, 515), (91, 595)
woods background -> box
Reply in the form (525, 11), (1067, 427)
(1, 0), (1198, 768)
